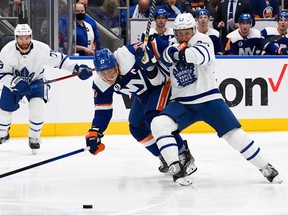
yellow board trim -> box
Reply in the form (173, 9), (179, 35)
(9, 118), (288, 137)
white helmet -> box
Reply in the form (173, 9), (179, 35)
(173, 13), (196, 30)
(14, 24), (32, 37)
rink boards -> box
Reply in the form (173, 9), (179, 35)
(2, 56), (288, 136)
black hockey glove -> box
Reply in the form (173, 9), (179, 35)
(85, 127), (105, 155)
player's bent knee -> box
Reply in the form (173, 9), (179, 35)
(151, 115), (178, 138)
(223, 128), (252, 151)
(29, 98), (45, 120)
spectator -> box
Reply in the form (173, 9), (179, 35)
(157, 0), (184, 18)
(183, 0), (214, 17)
(209, 0), (221, 17)
(77, 0), (101, 50)
(224, 13), (287, 55)
(260, 11), (288, 54)
(75, 3), (96, 56)
(196, 9), (223, 55)
(213, 0), (254, 48)
(95, 0), (121, 36)
(250, 0), (279, 18)
(121, 0), (151, 41)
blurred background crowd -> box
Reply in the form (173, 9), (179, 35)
(0, 0), (287, 55)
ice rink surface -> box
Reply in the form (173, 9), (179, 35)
(0, 132), (287, 215)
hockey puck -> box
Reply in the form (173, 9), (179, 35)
(83, 204), (93, 209)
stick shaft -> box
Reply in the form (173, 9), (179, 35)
(143, 0), (157, 46)
(31, 68), (95, 89)
(0, 147), (89, 178)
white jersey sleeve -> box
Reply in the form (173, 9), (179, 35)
(159, 32), (222, 104)
(0, 39), (76, 89)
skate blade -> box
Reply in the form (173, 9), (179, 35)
(175, 177), (192, 186)
(186, 164), (198, 176)
(272, 176), (283, 184)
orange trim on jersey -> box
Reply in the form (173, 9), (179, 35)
(151, 41), (160, 60)
(190, 2), (204, 7)
(225, 37), (232, 51)
(139, 134), (154, 144)
(94, 103), (112, 107)
(157, 79), (171, 111)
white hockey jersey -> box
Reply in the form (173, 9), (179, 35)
(0, 39), (76, 90)
(157, 31), (223, 104)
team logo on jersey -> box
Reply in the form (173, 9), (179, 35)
(114, 83), (121, 91)
(173, 62), (197, 87)
(14, 67), (34, 83)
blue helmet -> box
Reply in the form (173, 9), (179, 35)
(277, 11), (288, 21)
(154, 8), (168, 19)
(94, 48), (116, 72)
(196, 9), (210, 18)
(238, 13), (253, 24)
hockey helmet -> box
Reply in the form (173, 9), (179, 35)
(14, 24), (32, 37)
(238, 13), (253, 24)
(196, 9), (210, 18)
(277, 11), (288, 21)
(154, 8), (168, 19)
(173, 13), (196, 30)
(94, 48), (116, 72)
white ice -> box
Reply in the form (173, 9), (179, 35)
(0, 132), (287, 215)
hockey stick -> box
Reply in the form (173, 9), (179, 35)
(143, 0), (157, 47)
(30, 68), (96, 89)
(0, 146), (90, 178)
(141, 0), (157, 63)
(261, 35), (282, 53)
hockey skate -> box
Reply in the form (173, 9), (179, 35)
(0, 133), (10, 144)
(158, 156), (169, 173)
(179, 140), (198, 176)
(169, 161), (192, 186)
(29, 137), (40, 155)
(260, 163), (283, 183)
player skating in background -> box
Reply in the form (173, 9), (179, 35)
(0, 24), (93, 154)
(84, 44), (197, 176)
(148, 13), (282, 185)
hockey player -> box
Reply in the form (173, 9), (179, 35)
(84, 44), (197, 175)
(0, 24), (92, 154)
(148, 13), (282, 185)
(225, 13), (288, 55)
(140, 8), (175, 43)
(196, 9), (223, 55)
(260, 11), (288, 55)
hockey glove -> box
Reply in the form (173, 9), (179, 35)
(135, 46), (156, 71)
(11, 77), (31, 96)
(74, 64), (93, 80)
(85, 127), (105, 155)
(160, 46), (179, 67)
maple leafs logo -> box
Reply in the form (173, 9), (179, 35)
(14, 67), (35, 83)
(173, 62), (197, 87)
